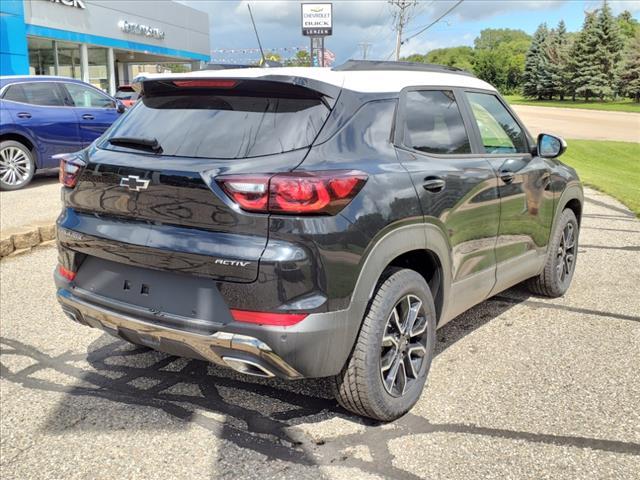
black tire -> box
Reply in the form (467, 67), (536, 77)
(527, 208), (579, 297)
(333, 268), (436, 421)
(0, 140), (36, 191)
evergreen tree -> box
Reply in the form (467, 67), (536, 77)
(616, 10), (640, 43)
(547, 20), (571, 100)
(619, 32), (640, 102)
(570, 12), (599, 101)
(590, 0), (624, 99)
(522, 24), (549, 99)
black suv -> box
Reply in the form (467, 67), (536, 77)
(55, 61), (582, 421)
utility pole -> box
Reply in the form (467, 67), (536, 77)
(358, 42), (372, 60)
(389, 0), (417, 61)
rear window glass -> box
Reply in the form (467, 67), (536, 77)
(101, 92), (330, 159)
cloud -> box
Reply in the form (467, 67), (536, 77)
(179, 1), (639, 64)
(584, 0), (640, 14)
(440, 0), (567, 21)
(232, 0), (391, 27)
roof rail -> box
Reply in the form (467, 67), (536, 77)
(332, 60), (475, 77)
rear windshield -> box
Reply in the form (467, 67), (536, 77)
(101, 92), (330, 159)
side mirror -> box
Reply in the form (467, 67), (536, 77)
(115, 100), (126, 114)
(537, 133), (567, 158)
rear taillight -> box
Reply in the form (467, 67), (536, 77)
(230, 309), (307, 326)
(58, 265), (76, 281)
(217, 170), (367, 215)
(57, 154), (86, 188)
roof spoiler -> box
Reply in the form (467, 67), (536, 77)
(131, 75), (341, 99)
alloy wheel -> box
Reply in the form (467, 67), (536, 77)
(380, 294), (429, 397)
(556, 222), (576, 282)
(0, 146), (32, 187)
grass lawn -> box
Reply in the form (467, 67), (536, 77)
(562, 139), (640, 216)
(504, 94), (640, 113)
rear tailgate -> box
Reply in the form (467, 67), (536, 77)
(60, 77), (338, 282)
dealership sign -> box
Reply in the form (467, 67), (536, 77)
(49, 0), (86, 8)
(301, 3), (332, 36)
(118, 20), (165, 40)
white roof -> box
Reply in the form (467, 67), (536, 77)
(137, 66), (496, 94)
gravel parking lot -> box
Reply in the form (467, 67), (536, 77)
(1, 188), (639, 480)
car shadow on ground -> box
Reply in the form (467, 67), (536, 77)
(2, 285), (638, 478)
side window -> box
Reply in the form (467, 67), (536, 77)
(465, 92), (528, 154)
(3, 82), (64, 106)
(401, 90), (471, 155)
(63, 83), (115, 108)
(3, 84), (28, 103)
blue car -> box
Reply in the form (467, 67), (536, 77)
(0, 76), (125, 190)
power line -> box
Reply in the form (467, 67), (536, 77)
(402, 0), (464, 45)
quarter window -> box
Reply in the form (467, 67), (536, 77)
(3, 82), (65, 106)
(401, 90), (471, 155)
(63, 83), (114, 108)
(465, 92), (528, 154)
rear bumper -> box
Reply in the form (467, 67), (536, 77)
(55, 279), (357, 379)
(57, 288), (302, 378)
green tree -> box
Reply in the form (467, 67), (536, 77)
(570, 11), (600, 101)
(617, 10), (640, 43)
(547, 21), (572, 100)
(425, 46), (475, 71)
(619, 31), (640, 102)
(474, 28), (531, 50)
(284, 50), (310, 67)
(522, 24), (550, 99)
(402, 53), (427, 63)
(590, 0), (624, 99)
(472, 28), (530, 94)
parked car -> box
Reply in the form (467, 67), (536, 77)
(0, 76), (125, 190)
(114, 84), (139, 108)
(54, 61), (583, 421)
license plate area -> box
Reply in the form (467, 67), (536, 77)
(74, 256), (233, 327)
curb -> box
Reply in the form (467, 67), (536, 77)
(0, 223), (56, 259)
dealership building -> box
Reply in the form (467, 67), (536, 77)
(0, 0), (210, 94)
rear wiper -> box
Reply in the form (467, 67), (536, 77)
(108, 136), (162, 154)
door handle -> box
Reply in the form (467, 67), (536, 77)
(17, 112), (31, 119)
(423, 177), (446, 193)
(500, 170), (515, 184)
(82, 114), (95, 120)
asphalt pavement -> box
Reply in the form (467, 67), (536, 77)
(1, 187), (639, 479)
(0, 175), (59, 233)
(512, 105), (640, 142)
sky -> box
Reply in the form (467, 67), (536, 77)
(179, 0), (640, 64)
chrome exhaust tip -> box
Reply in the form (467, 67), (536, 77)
(222, 356), (275, 378)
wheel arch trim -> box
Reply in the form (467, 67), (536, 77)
(553, 182), (583, 238)
(305, 223), (452, 375)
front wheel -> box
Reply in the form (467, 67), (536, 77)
(333, 268), (436, 421)
(0, 141), (36, 191)
(526, 208), (579, 297)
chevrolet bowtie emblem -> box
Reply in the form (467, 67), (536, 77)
(120, 175), (150, 192)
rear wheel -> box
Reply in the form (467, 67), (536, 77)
(527, 208), (579, 297)
(333, 268), (436, 421)
(0, 141), (35, 191)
